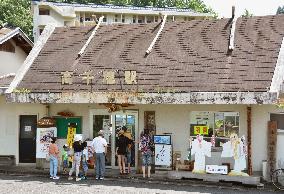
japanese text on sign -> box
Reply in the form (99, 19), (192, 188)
(194, 126), (209, 135)
(67, 127), (76, 148)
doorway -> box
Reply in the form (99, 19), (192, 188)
(91, 109), (138, 169)
(19, 115), (37, 163)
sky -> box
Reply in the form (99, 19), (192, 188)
(202, 0), (284, 18)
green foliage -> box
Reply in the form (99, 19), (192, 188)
(241, 9), (253, 18)
(276, 6), (284, 14)
(0, 0), (33, 40)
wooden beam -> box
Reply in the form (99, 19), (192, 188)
(247, 106), (252, 175)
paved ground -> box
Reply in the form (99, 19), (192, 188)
(0, 174), (280, 194)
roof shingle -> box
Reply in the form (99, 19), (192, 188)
(17, 15), (284, 93)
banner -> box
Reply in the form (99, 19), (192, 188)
(36, 127), (57, 158)
(67, 127), (76, 148)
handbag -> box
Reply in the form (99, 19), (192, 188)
(46, 154), (50, 162)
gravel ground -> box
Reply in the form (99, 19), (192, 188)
(0, 174), (280, 194)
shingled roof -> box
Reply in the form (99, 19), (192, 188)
(5, 15), (284, 104)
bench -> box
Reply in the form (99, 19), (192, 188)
(0, 155), (15, 166)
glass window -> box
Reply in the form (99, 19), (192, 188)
(39, 8), (50, 15)
(190, 111), (240, 147)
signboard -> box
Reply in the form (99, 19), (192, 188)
(194, 126), (209, 135)
(206, 165), (228, 175)
(36, 127), (57, 158)
(67, 127), (76, 148)
(153, 135), (171, 145)
(155, 144), (172, 166)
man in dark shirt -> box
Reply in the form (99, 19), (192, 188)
(68, 136), (84, 181)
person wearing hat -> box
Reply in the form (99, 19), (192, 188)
(91, 130), (107, 180)
(68, 135), (84, 181)
(116, 129), (132, 175)
(121, 126), (133, 174)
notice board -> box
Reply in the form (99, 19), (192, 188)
(55, 117), (82, 138)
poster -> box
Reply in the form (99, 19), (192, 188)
(155, 144), (172, 166)
(102, 118), (111, 144)
(36, 127), (57, 158)
(154, 135), (171, 144)
(67, 127), (76, 148)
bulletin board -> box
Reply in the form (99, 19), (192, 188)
(155, 144), (172, 167)
(54, 117), (82, 138)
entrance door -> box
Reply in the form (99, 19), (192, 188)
(113, 111), (138, 169)
(91, 109), (138, 168)
(19, 115), (37, 163)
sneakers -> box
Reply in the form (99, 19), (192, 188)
(49, 176), (53, 179)
(52, 176), (60, 180)
(95, 177), (99, 180)
(68, 176), (73, 181)
(99, 177), (104, 180)
(76, 177), (81, 182)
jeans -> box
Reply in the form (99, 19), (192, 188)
(95, 153), (105, 178)
(50, 155), (58, 177)
(69, 152), (82, 177)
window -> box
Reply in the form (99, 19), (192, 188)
(138, 15), (144, 23)
(0, 41), (15, 53)
(103, 17), (107, 23)
(122, 15), (125, 23)
(39, 8), (50, 15)
(190, 111), (240, 147)
(147, 16), (154, 23)
(154, 16), (158, 22)
(132, 16), (136, 23)
(115, 15), (118, 22)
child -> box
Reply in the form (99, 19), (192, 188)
(62, 144), (69, 174)
(81, 141), (89, 180)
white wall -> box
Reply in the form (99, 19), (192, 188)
(251, 104), (284, 171)
(49, 104), (246, 167)
(0, 40), (27, 77)
(0, 96), (46, 164)
(46, 103), (284, 172)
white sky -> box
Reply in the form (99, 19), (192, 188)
(202, 0), (284, 18)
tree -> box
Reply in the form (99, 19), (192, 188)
(0, 0), (33, 39)
(241, 9), (253, 18)
(276, 6), (284, 14)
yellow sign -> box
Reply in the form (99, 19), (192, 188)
(67, 127), (76, 148)
(194, 126), (209, 135)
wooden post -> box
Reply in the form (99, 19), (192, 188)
(267, 121), (277, 181)
(247, 106), (253, 175)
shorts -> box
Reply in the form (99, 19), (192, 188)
(63, 160), (68, 168)
(82, 161), (88, 173)
(142, 152), (152, 166)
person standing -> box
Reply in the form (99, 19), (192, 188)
(91, 130), (107, 180)
(49, 137), (60, 180)
(68, 136), (84, 181)
(116, 130), (132, 175)
(121, 126), (133, 174)
(139, 129), (153, 178)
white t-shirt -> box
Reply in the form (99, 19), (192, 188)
(83, 148), (89, 160)
(91, 136), (107, 153)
